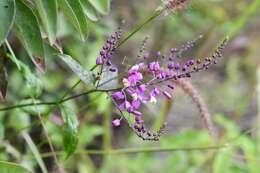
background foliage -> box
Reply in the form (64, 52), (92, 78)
(0, 0), (260, 172)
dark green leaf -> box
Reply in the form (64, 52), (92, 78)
(0, 49), (8, 99)
(0, 0), (15, 45)
(14, 0), (45, 71)
(35, 0), (57, 45)
(80, 0), (98, 21)
(88, 0), (110, 15)
(58, 54), (94, 86)
(59, 0), (88, 41)
(60, 103), (79, 158)
(0, 161), (31, 173)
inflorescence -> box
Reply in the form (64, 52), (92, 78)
(95, 28), (228, 141)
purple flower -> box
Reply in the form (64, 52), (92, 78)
(138, 84), (147, 93)
(151, 88), (160, 97)
(96, 57), (103, 65)
(156, 51), (161, 57)
(112, 119), (121, 127)
(132, 99), (141, 109)
(144, 53), (149, 60)
(112, 91), (124, 100)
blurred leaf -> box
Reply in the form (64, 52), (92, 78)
(80, 0), (98, 21)
(79, 124), (103, 145)
(20, 62), (43, 97)
(0, 49), (8, 98)
(213, 148), (234, 173)
(14, 0), (45, 71)
(0, 161), (31, 173)
(88, 0), (110, 15)
(60, 103), (79, 158)
(35, 0), (57, 45)
(8, 110), (30, 129)
(21, 132), (48, 173)
(0, 0), (15, 45)
(58, 54), (94, 86)
(60, 0), (88, 41)
(19, 99), (50, 115)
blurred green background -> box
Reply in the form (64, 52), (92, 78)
(0, 0), (260, 172)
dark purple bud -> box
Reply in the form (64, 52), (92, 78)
(167, 62), (174, 69)
(109, 67), (117, 72)
(167, 84), (175, 90)
(100, 50), (106, 56)
(174, 63), (180, 70)
(106, 60), (112, 66)
(162, 91), (172, 100)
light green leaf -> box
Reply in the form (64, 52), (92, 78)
(14, 0), (45, 71)
(60, 103), (79, 158)
(80, 0), (98, 21)
(59, 0), (88, 41)
(0, 0), (15, 45)
(0, 161), (31, 173)
(88, 0), (110, 15)
(58, 54), (94, 86)
(35, 0), (57, 45)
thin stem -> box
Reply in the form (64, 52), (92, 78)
(117, 10), (163, 48)
(41, 145), (226, 158)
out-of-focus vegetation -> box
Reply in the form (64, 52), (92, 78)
(0, 0), (260, 172)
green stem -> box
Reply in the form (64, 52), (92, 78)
(41, 145), (226, 158)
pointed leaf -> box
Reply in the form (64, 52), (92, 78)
(14, 0), (45, 71)
(0, 0), (15, 45)
(0, 161), (31, 173)
(35, 0), (57, 45)
(58, 54), (94, 86)
(60, 103), (79, 158)
(59, 0), (88, 41)
(88, 0), (110, 15)
(80, 0), (98, 21)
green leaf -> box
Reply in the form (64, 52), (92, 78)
(19, 99), (50, 115)
(0, 161), (31, 173)
(0, 0), (15, 45)
(60, 103), (79, 158)
(58, 54), (94, 86)
(35, 0), (57, 45)
(0, 49), (8, 99)
(14, 0), (45, 71)
(80, 0), (98, 21)
(88, 0), (110, 15)
(59, 0), (88, 41)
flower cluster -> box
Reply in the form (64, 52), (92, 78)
(95, 28), (122, 74)
(96, 31), (227, 140)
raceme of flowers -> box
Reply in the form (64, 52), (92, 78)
(95, 30), (227, 141)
